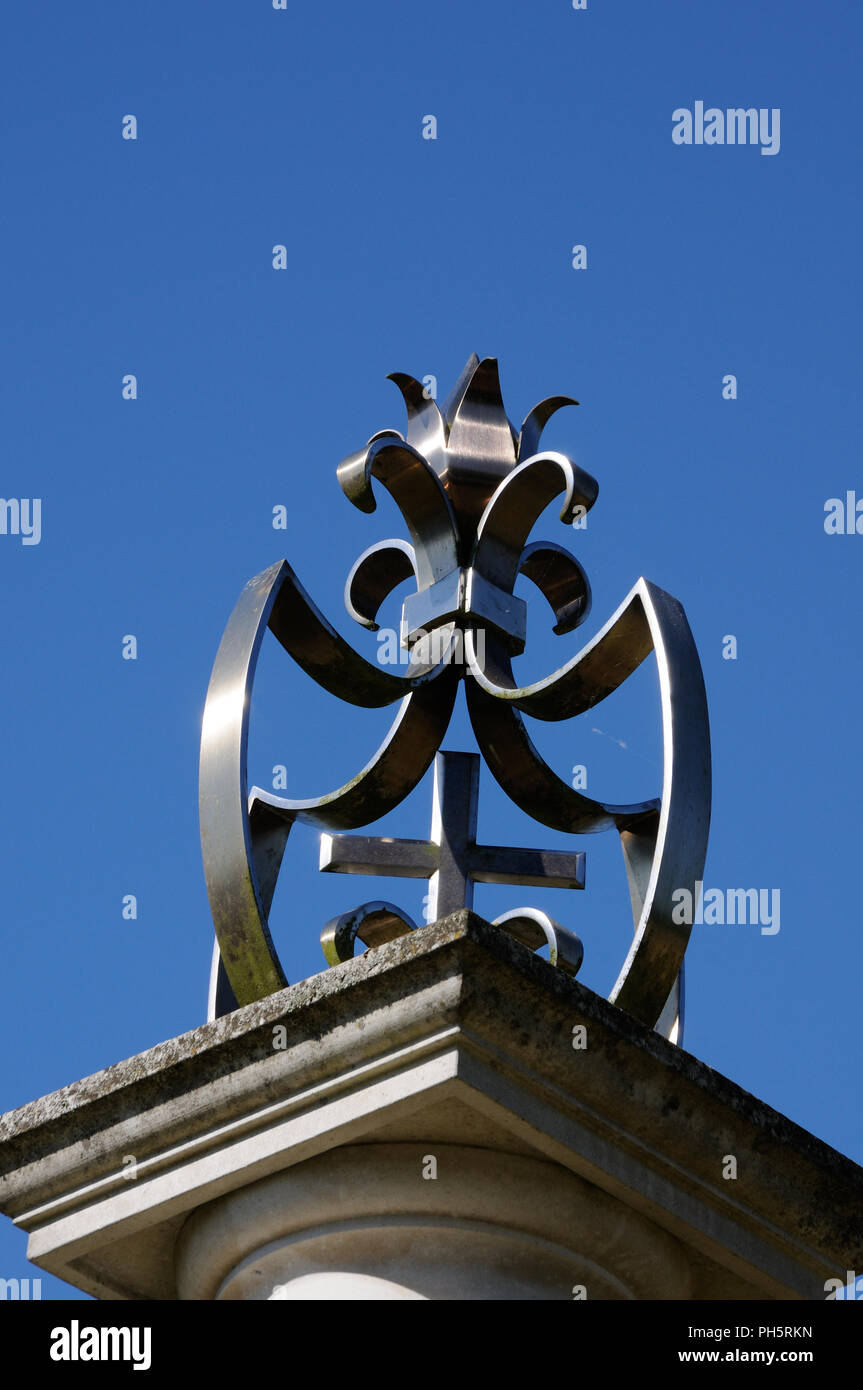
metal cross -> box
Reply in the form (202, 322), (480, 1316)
(319, 750), (585, 920)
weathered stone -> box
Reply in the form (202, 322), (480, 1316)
(0, 912), (860, 1299)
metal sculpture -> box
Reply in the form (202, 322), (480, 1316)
(199, 355), (710, 1041)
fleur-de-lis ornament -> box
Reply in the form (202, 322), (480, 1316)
(199, 356), (710, 1040)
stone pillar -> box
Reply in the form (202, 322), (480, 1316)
(175, 1145), (691, 1300)
(1, 913), (861, 1300)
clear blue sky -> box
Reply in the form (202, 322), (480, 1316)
(2, 1), (861, 1298)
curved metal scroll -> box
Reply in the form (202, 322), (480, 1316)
(199, 559), (457, 1009)
(492, 907), (584, 978)
(345, 539), (417, 630)
(465, 577), (710, 1030)
(321, 900), (417, 965)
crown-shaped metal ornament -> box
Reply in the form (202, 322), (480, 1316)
(199, 356), (710, 1043)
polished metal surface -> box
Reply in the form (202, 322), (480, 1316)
(320, 901), (417, 966)
(321, 751), (585, 922)
(200, 355), (710, 1042)
(491, 907), (584, 979)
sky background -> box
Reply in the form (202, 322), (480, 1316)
(1, 0), (862, 1298)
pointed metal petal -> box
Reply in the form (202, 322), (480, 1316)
(440, 353), (481, 435)
(518, 395), (579, 462)
(387, 372), (446, 464)
(439, 357), (519, 547)
(446, 356), (517, 457)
